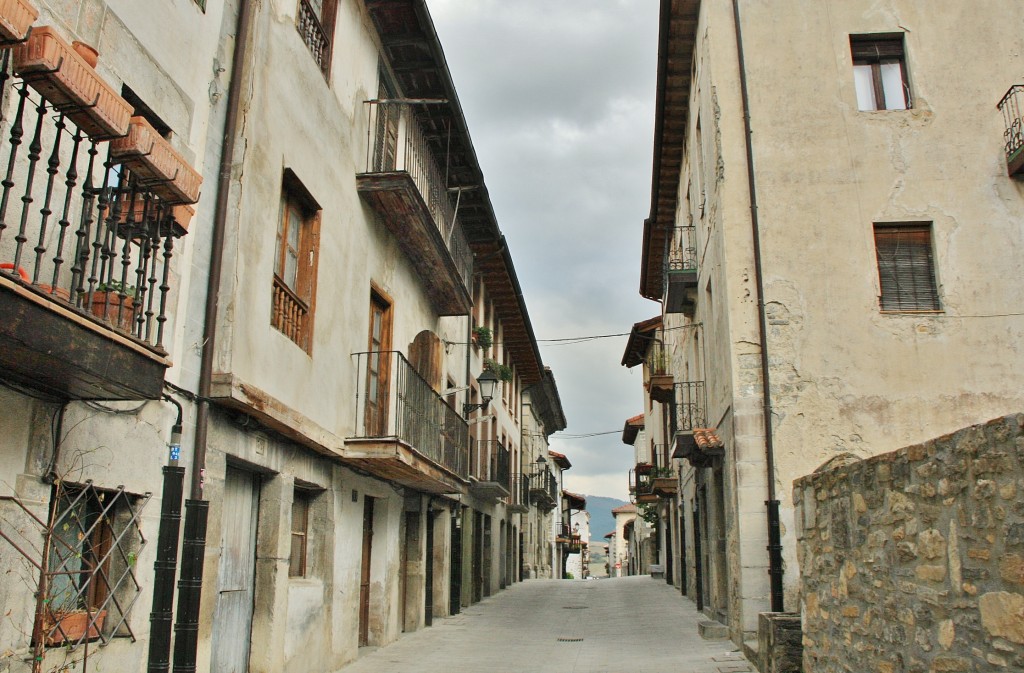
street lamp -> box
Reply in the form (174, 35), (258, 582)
(462, 369), (499, 418)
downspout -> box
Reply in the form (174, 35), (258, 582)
(730, 0), (784, 612)
(172, 0), (256, 671)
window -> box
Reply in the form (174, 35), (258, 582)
(289, 489), (311, 577)
(851, 34), (910, 111)
(297, 0), (338, 76)
(272, 170), (320, 351)
(43, 483), (147, 647)
(365, 288), (393, 436)
(873, 224), (941, 311)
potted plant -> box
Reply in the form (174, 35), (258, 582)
(42, 608), (106, 646)
(471, 325), (492, 350)
(483, 357), (512, 382)
(13, 27), (132, 140)
(89, 280), (137, 332)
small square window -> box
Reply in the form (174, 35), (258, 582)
(873, 223), (941, 312)
(289, 489), (311, 578)
(851, 35), (910, 111)
(272, 170), (320, 351)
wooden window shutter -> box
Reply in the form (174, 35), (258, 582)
(409, 330), (444, 391)
(874, 224), (940, 311)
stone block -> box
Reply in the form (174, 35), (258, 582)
(699, 619), (730, 640)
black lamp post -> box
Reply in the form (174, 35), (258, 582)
(462, 369), (499, 418)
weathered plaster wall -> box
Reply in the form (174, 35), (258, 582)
(795, 414), (1024, 673)
(669, 0), (1024, 643)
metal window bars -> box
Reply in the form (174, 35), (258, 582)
(361, 100), (473, 291)
(0, 480), (151, 654)
(0, 64), (182, 352)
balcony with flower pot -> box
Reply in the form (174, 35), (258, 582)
(644, 340), (674, 403)
(0, 39), (200, 400)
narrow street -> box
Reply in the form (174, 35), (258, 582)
(336, 577), (753, 673)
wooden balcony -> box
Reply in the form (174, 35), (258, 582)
(0, 71), (191, 400)
(644, 341), (674, 403)
(356, 101), (472, 316)
(343, 351), (469, 494)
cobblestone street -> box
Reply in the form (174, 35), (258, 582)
(336, 576), (753, 673)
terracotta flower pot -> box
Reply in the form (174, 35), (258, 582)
(13, 26), (132, 140)
(90, 290), (136, 332)
(71, 40), (97, 67)
(35, 282), (70, 301)
(109, 116), (203, 204)
(43, 609), (106, 646)
(0, 0), (37, 44)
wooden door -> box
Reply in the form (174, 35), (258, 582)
(359, 497), (374, 646)
(365, 292), (392, 436)
(374, 81), (399, 172)
(211, 467), (260, 673)
(424, 514), (434, 626)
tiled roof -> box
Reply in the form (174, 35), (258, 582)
(562, 490), (587, 509)
(621, 316), (662, 367)
(694, 428), (725, 450)
(604, 531), (615, 538)
(549, 450), (572, 469)
(612, 503), (637, 514)
(621, 413), (645, 445)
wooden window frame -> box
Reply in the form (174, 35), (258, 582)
(873, 223), (941, 312)
(272, 170), (321, 352)
(297, 0), (338, 78)
(365, 285), (394, 436)
(851, 34), (911, 111)
(289, 489), (311, 578)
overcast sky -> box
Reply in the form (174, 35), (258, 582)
(427, 1), (661, 500)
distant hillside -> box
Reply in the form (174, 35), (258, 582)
(585, 495), (629, 543)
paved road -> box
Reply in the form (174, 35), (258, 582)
(336, 576), (754, 673)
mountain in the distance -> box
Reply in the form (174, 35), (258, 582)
(583, 494), (629, 544)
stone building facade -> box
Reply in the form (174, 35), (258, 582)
(0, 0), (564, 672)
(625, 0), (1024, 650)
(795, 414), (1024, 673)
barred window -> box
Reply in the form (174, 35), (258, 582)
(874, 224), (941, 312)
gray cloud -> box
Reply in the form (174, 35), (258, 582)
(428, 0), (661, 499)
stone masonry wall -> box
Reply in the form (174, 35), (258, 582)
(794, 414), (1024, 673)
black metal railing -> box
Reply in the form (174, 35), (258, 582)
(528, 465), (558, 507)
(665, 225), (697, 275)
(361, 100), (472, 289)
(471, 439), (510, 492)
(510, 472), (530, 507)
(999, 85), (1024, 168)
(297, 0), (330, 75)
(0, 73), (181, 352)
(557, 523), (582, 553)
(352, 351), (469, 479)
(645, 340), (670, 376)
(652, 444), (669, 469)
(669, 380), (707, 436)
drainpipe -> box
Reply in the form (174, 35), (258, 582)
(730, 0), (784, 612)
(172, 0), (256, 671)
(147, 396), (186, 673)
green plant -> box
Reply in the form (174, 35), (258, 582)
(651, 466), (674, 478)
(95, 280), (136, 296)
(484, 357), (513, 382)
(564, 572), (574, 580)
(638, 503), (659, 525)
(472, 325), (493, 349)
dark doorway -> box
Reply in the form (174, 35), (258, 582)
(359, 497), (375, 646)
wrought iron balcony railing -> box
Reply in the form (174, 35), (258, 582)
(361, 100), (472, 291)
(664, 225), (698, 314)
(297, 0), (330, 75)
(351, 350), (469, 480)
(556, 523), (583, 553)
(998, 84), (1024, 176)
(668, 380), (707, 437)
(0, 77), (184, 351)
(528, 465), (558, 510)
(471, 439), (510, 492)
